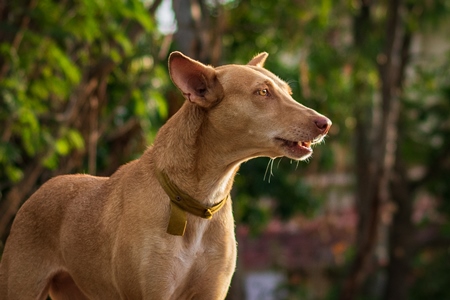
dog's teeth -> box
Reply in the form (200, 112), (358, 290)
(300, 141), (312, 148)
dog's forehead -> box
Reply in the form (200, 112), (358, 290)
(249, 66), (292, 94)
(216, 65), (292, 94)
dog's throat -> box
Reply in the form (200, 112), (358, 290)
(155, 170), (228, 236)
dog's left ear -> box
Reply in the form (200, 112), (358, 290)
(247, 52), (269, 67)
(169, 52), (224, 108)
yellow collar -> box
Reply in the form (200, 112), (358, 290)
(155, 170), (228, 236)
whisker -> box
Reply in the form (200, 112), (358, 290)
(276, 158), (282, 169)
(269, 159), (275, 183)
(264, 158), (275, 183)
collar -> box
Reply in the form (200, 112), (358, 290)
(155, 169), (228, 236)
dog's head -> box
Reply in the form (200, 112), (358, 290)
(168, 51), (331, 161)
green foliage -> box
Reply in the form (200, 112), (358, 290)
(0, 0), (168, 186)
(233, 158), (322, 233)
(402, 51), (450, 200)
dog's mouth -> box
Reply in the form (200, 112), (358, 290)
(275, 137), (322, 160)
(280, 139), (312, 149)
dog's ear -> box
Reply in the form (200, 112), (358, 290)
(247, 52), (269, 67)
(169, 52), (223, 108)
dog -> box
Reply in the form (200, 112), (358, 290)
(0, 51), (331, 299)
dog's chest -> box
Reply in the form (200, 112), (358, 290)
(176, 221), (209, 265)
(164, 220), (235, 297)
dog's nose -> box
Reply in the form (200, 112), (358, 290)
(314, 117), (332, 134)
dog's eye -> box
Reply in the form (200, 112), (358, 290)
(257, 89), (269, 96)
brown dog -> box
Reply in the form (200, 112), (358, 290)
(0, 51), (331, 299)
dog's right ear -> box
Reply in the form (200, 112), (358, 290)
(169, 52), (223, 108)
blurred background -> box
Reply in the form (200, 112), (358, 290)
(1, 0), (449, 299)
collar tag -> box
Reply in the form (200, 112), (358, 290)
(155, 170), (228, 236)
(167, 201), (187, 236)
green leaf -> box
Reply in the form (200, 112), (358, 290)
(16, 105), (41, 155)
(47, 43), (81, 84)
(133, 89), (147, 117)
(113, 31), (133, 55)
(67, 129), (85, 150)
(126, 0), (154, 32)
(55, 138), (70, 155)
(5, 165), (24, 183)
(151, 90), (168, 119)
(30, 81), (50, 99)
(42, 153), (59, 170)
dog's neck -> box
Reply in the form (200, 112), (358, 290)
(151, 102), (240, 206)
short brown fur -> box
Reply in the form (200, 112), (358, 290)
(0, 52), (331, 299)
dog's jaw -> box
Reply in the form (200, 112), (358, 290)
(275, 137), (313, 160)
(274, 134), (326, 160)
